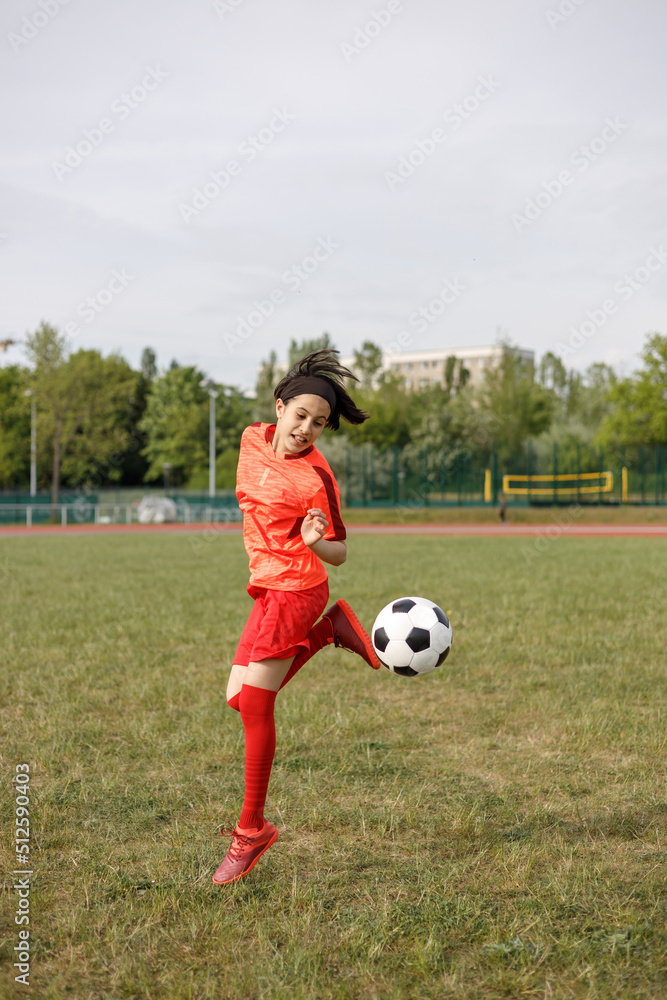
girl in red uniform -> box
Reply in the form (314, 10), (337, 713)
(213, 350), (380, 885)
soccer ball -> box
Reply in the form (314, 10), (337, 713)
(372, 597), (452, 677)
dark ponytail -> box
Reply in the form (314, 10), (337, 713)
(273, 349), (369, 431)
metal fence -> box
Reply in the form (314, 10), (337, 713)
(343, 444), (484, 506)
(0, 494), (243, 526)
(341, 442), (667, 507)
(501, 442), (666, 506)
(1, 444), (665, 523)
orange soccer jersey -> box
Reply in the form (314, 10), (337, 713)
(235, 423), (347, 591)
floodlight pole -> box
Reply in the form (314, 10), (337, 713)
(200, 379), (219, 499)
(24, 389), (37, 496)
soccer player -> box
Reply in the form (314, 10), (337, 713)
(213, 349), (381, 885)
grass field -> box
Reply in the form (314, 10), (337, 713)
(341, 504), (667, 525)
(1, 531), (666, 999)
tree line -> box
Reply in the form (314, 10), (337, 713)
(1, 322), (665, 500)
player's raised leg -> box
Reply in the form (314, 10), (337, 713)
(279, 598), (381, 690)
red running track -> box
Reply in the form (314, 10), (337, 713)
(1, 523), (666, 538)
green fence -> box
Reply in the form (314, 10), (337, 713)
(343, 445), (485, 507)
(505, 443), (666, 506)
(0, 491), (242, 525)
(341, 443), (667, 507)
(1, 446), (665, 518)
(0, 494), (99, 524)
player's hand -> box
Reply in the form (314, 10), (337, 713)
(301, 508), (328, 547)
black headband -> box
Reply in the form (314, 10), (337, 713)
(277, 375), (337, 414)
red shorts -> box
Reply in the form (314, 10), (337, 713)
(233, 580), (330, 666)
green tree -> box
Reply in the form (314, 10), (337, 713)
(444, 356), (470, 398)
(341, 373), (414, 450)
(141, 368), (253, 490)
(117, 349), (157, 486)
(565, 362), (616, 427)
(217, 386), (254, 452)
(187, 384), (254, 488)
(287, 332), (335, 367)
(532, 356), (618, 473)
(139, 366), (209, 486)
(0, 365), (31, 487)
(476, 344), (554, 463)
(187, 449), (240, 490)
(60, 353), (139, 487)
(537, 351), (569, 397)
(254, 350), (279, 422)
(25, 323), (137, 502)
(141, 347), (157, 382)
(352, 341), (383, 389)
(597, 332), (667, 447)
(407, 381), (477, 454)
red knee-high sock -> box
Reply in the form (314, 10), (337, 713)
(279, 616), (334, 690)
(238, 684), (278, 832)
(227, 692), (241, 712)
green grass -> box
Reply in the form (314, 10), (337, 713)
(1, 532), (666, 999)
(342, 503), (667, 524)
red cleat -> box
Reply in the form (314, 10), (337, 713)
(322, 599), (381, 669)
(212, 821), (279, 885)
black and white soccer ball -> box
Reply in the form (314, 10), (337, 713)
(372, 597), (452, 677)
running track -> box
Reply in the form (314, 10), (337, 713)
(1, 523), (666, 538)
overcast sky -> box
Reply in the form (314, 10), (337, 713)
(1, 0), (666, 391)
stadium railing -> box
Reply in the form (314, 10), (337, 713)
(339, 442), (666, 507)
(0, 502), (243, 527)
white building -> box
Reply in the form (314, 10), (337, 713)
(340, 344), (534, 391)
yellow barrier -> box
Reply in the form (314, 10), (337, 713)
(502, 471), (613, 496)
(622, 466), (628, 503)
(484, 468), (492, 503)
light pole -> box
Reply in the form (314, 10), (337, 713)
(199, 379), (219, 499)
(24, 389), (37, 496)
